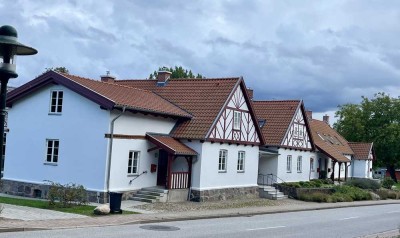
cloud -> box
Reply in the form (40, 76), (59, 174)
(1, 0), (400, 115)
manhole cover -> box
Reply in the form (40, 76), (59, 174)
(140, 225), (180, 231)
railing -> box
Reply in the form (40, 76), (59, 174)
(258, 173), (287, 198)
(171, 172), (189, 189)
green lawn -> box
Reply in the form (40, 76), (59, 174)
(0, 196), (136, 216)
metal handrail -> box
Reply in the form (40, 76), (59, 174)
(258, 173), (287, 198)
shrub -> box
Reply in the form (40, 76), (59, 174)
(333, 185), (372, 201)
(331, 193), (353, 202)
(345, 179), (381, 190)
(388, 191), (398, 199)
(382, 177), (395, 189)
(374, 189), (389, 200)
(46, 181), (88, 207)
(299, 192), (331, 202)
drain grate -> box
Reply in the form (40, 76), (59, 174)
(140, 225), (180, 231)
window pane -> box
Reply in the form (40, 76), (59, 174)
(53, 155), (58, 163)
(127, 167), (131, 174)
(54, 141), (59, 148)
(58, 91), (63, 99)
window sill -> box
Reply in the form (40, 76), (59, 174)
(237, 171), (245, 173)
(218, 171), (227, 173)
(297, 171), (302, 173)
(48, 113), (62, 116)
(287, 171), (291, 173)
(44, 162), (57, 166)
(127, 174), (139, 177)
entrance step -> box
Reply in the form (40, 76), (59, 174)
(129, 187), (169, 203)
(258, 185), (287, 200)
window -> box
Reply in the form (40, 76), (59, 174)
(310, 158), (314, 171)
(218, 149), (227, 172)
(233, 111), (241, 130)
(46, 139), (59, 164)
(50, 91), (63, 113)
(128, 151), (140, 175)
(340, 163), (344, 171)
(237, 151), (245, 172)
(297, 156), (302, 173)
(286, 155), (292, 173)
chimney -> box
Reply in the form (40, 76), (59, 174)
(306, 110), (312, 120)
(323, 114), (330, 124)
(100, 71), (115, 83)
(157, 70), (172, 86)
(247, 88), (254, 101)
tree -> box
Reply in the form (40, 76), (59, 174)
(334, 93), (400, 182)
(45, 67), (69, 74)
(149, 66), (203, 79)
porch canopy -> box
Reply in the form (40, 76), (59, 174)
(146, 133), (197, 156)
(146, 133), (197, 190)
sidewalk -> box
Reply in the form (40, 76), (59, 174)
(1, 199), (400, 233)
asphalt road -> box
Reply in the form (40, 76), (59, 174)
(2, 204), (400, 238)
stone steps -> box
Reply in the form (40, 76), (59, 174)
(129, 187), (168, 203)
(258, 185), (287, 200)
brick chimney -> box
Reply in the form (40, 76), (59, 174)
(246, 88), (254, 101)
(323, 114), (330, 124)
(157, 70), (172, 86)
(100, 71), (115, 83)
(306, 110), (312, 120)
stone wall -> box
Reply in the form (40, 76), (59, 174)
(0, 179), (110, 203)
(190, 186), (259, 202)
(275, 184), (334, 199)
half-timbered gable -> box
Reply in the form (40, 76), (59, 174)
(282, 106), (312, 149)
(207, 82), (260, 144)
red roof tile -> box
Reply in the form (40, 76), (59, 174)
(117, 78), (240, 140)
(61, 73), (192, 118)
(310, 119), (352, 162)
(253, 100), (301, 146)
(348, 142), (373, 160)
(146, 133), (197, 156)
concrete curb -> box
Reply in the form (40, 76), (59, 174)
(1, 200), (400, 232)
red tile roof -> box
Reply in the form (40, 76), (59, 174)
(253, 100), (301, 146)
(146, 133), (197, 156)
(348, 142), (373, 160)
(117, 78), (241, 140)
(310, 119), (352, 162)
(61, 73), (192, 118)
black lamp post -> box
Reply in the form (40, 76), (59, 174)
(0, 25), (37, 178)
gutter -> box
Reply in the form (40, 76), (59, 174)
(106, 107), (126, 193)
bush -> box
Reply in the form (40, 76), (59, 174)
(46, 181), (88, 207)
(333, 185), (372, 201)
(299, 192), (331, 203)
(374, 189), (389, 200)
(382, 177), (395, 189)
(345, 179), (381, 190)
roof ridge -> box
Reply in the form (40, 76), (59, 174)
(253, 99), (301, 103)
(117, 77), (240, 82)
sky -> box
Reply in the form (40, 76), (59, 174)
(1, 0), (399, 122)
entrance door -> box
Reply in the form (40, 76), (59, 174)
(157, 150), (168, 187)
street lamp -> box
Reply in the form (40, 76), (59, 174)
(0, 25), (37, 177)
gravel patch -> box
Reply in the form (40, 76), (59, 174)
(133, 198), (305, 212)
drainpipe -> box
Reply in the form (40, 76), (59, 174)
(106, 107), (126, 194)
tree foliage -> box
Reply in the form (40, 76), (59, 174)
(45, 67), (69, 74)
(334, 93), (400, 182)
(149, 66), (203, 79)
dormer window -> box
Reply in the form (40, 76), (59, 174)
(233, 111), (241, 130)
(258, 119), (266, 128)
(50, 90), (63, 114)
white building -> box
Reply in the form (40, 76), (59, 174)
(348, 142), (374, 178)
(2, 70), (264, 202)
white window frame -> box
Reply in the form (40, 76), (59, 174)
(297, 156), (302, 173)
(340, 163), (345, 171)
(45, 139), (59, 164)
(218, 149), (227, 172)
(287, 155), (292, 173)
(49, 90), (63, 114)
(310, 158), (315, 171)
(233, 111), (241, 130)
(237, 151), (245, 172)
(128, 151), (140, 175)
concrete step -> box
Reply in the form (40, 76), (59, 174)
(134, 194), (159, 200)
(267, 194), (288, 200)
(131, 197), (157, 203)
(137, 190), (165, 197)
(142, 187), (168, 194)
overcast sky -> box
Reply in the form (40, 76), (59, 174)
(1, 0), (399, 120)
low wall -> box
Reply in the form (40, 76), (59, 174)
(275, 184), (334, 199)
(190, 186), (259, 202)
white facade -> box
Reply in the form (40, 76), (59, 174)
(188, 141), (259, 190)
(312, 153), (353, 180)
(5, 85), (109, 191)
(352, 160), (372, 178)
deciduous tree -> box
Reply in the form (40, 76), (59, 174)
(149, 66), (203, 79)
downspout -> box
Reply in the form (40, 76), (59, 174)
(106, 107), (126, 194)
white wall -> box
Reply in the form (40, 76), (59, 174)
(258, 154), (278, 181)
(5, 85), (109, 191)
(108, 111), (177, 191)
(276, 148), (315, 182)
(189, 142), (259, 190)
(312, 152), (352, 180)
(353, 160), (370, 178)
(183, 140), (203, 189)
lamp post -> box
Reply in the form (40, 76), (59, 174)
(0, 25), (37, 178)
